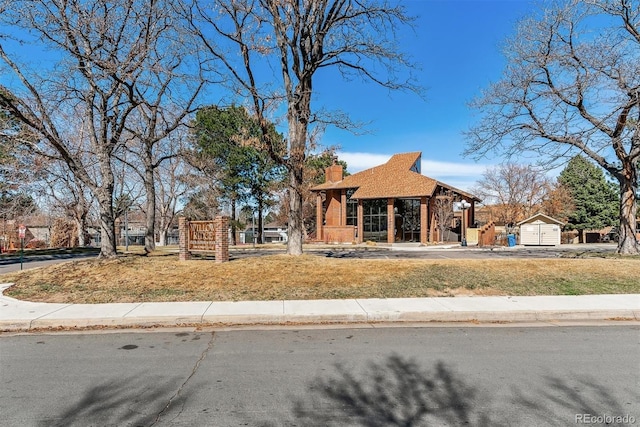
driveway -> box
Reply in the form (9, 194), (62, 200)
(0, 249), (100, 274)
(229, 243), (619, 260)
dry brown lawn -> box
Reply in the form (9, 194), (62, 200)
(2, 253), (639, 303)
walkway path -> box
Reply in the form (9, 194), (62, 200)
(1, 283), (637, 332)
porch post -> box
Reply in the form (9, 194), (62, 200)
(341, 190), (347, 226)
(316, 192), (323, 241)
(357, 200), (364, 243)
(429, 197), (437, 243)
(420, 196), (428, 244)
(387, 198), (395, 243)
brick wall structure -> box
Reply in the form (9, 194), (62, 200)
(214, 216), (229, 263)
(179, 216), (230, 262)
(323, 226), (356, 243)
(311, 152), (480, 245)
(178, 217), (191, 261)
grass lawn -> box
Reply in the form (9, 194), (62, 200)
(2, 251), (639, 303)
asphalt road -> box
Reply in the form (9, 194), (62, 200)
(228, 243), (619, 260)
(0, 244), (619, 271)
(0, 250), (100, 274)
(1, 325), (638, 426)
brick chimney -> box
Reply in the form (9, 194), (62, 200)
(325, 156), (343, 183)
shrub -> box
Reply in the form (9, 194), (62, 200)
(26, 239), (47, 249)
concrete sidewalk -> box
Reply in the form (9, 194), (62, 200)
(1, 284), (638, 332)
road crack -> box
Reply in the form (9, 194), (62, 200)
(148, 331), (216, 426)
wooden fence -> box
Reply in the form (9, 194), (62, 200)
(477, 221), (496, 247)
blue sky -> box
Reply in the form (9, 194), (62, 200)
(2, 0), (539, 194)
(314, 0), (539, 192)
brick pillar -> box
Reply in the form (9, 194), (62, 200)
(316, 193), (323, 242)
(215, 216), (230, 263)
(179, 217), (191, 261)
(420, 196), (428, 244)
(387, 198), (395, 244)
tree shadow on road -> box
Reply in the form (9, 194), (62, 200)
(261, 354), (493, 427)
(258, 353), (639, 427)
(512, 374), (639, 426)
(38, 376), (191, 427)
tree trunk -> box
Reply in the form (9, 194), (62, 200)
(77, 218), (86, 247)
(97, 187), (117, 258)
(230, 198), (237, 246)
(74, 212), (88, 247)
(257, 198), (264, 244)
(157, 214), (168, 247)
(287, 179), (304, 254)
(617, 164), (639, 255)
(285, 113), (307, 255)
(144, 154), (156, 254)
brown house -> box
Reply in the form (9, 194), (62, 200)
(311, 152), (480, 244)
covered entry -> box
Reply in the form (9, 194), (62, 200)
(394, 199), (421, 242)
(311, 152), (480, 244)
(517, 213), (563, 246)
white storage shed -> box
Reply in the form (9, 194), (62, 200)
(517, 213), (564, 246)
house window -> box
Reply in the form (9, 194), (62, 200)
(346, 189), (357, 226)
(410, 160), (421, 174)
(362, 199), (388, 242)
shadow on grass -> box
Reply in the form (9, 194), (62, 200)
(38, 376), (191, 427)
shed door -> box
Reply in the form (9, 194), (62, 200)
(539, 224), (560, 245)
(521, 223), (559, 245)
(521, 225), (540, 245)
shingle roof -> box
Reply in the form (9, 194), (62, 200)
(311, 152), (439, 199)
(516, 213), (565, 226)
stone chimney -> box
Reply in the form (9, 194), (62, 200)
(325, 156), (343, 183)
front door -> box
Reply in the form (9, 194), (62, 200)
(394, 199), (421, 242)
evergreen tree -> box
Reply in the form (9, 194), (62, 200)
(190, 105), (285, 244)
(558, 156), (619, 241)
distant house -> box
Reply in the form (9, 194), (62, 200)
(0, 217), (49, 251)
(242, 222), (288, 244)
(310, 152), (480, 244)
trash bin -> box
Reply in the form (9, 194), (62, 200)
(507, 234), (516, 247)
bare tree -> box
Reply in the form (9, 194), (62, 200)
(541, 181), (575, 224)
(472, 164), (552, 227)
(185, 0), (420, 255)
(465, 0), (639, 254)
(0, 102), (40, 222)
(433, 191), (455, 243)
(120, 21), (205, 253)
(155, 138), (191, 246)
(39, 159), (93, 247)
(0, 0), (192, 258)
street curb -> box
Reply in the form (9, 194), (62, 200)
(2, 309), (638, 333)
(2, 283), (638, 332)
